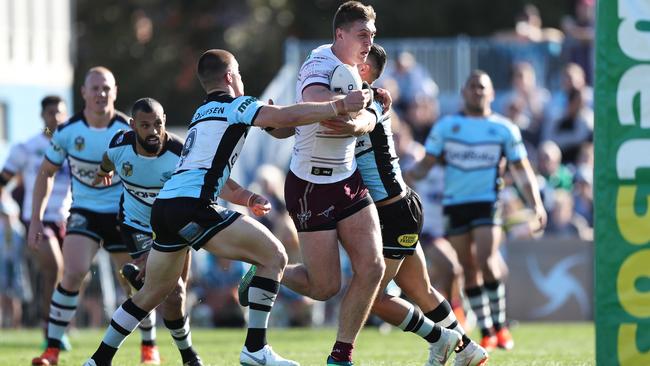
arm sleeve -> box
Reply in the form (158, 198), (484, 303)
(44, 130), (67, 165)
(230, 96), (267, 126)
(424, 119), (445, 157)
(504, 123), (528, 162)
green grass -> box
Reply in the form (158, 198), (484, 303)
(0, 323), (594, 365)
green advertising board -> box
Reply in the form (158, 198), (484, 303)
(595, 0), (650, 364)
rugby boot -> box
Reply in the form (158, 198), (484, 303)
(479, 335), (497, 352)
(453, 340), (488, 366)
(32, 347), (59, 365)
(237, 265), (257, 306)
(141, 344), (161, 364)
(326, 355), (353, 365)
(426, 328), (462, 366)
(240, 345), (300, 366)
(82, 359), (97, 366)
(496, 327), (514, 351)
(121, 263), (144, 291)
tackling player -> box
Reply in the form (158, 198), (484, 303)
(83, 48), (369, 366)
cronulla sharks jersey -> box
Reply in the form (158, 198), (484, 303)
(106, 130), (183, 232)
(355, 101), (406, 202)
(424, 113), (527, 206)
(45, 112), (129, 213)
(158, 91), (265, 201)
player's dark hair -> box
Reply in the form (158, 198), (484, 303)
(197, 49), (234, 91)
(332, 1), (376, 38)
(367, 43), (387, 80)
(131, 97), (163, 116)
(41, 95), (63, 111)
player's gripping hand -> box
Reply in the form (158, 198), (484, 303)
(336, 89), (372, 114)
(374, 87), (392, 111)
(92, 170), (113, 186)
(247, 193), (272, 217)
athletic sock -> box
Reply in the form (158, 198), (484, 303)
(425, 300), (471, 351)
(484, 281), (506, 331)
(330, 341), (354, 362)
(245, 276), (279, 352)
(91, 298), (149, 365)
(164, 316), (198, 363)
(47, 284), (79, 349)
(466, 286), (494, 338)
(139, 311), (156, 346)
(397, 303), (442, 343)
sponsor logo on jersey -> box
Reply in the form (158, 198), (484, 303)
(123, 181), (160, 205)
(237, 97), (256, 113)
(444, 141), (502, 170)
(311, 167), (333, 176)
(397, 234), (418, 247)
(121, 162), (133, 177)
(74, 136), (85, 151)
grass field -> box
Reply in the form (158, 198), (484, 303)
(0, 323), (594, 365)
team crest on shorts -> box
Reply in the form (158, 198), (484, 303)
(297, 210), (312, 225)
(74, 136), (85, 151)
(121, 162), (133, 177)
(397, 234), (418, 247)
(67, 213), (88, 230)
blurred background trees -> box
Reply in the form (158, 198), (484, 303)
(73, 0), (573, 125)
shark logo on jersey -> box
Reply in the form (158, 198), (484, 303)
(115, 132), (125, 145)
(74, 136), (85, 151)
(67, 213), (88, 230)
(179, 128), (197, 166)
(122, 162), (133, 177)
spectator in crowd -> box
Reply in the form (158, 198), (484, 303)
(572, 166), (593, 227)
(386, 51), (438, 116)
(542, 87), (593, 164)
(404, 93), (439, 143)
(545, 62), (593, 130)
(536, 141), (574, 220)
(544, 189), (592, 240)
(561, 0), (595, 85)
(496, 62), (550, 145)
(493, 3), (564, 43)
(0, 192), (30, 328)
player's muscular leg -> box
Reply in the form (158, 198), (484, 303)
(132, 249), (188, 311)
(473, 226), (504, 283)
(201, 215), (287, 281)
(395, 245), (446, 312)
(160, 252), (191, 320)
(282, 229), (341, 300)
(337, 205), (385, 342)
(60, 234), (100, 291)
(423, 237), (463, 300)
(371, 258), (407, 324)
(36, 236), (63, 314)
(109, 251), (133, 294)
(449, 233), (482, 287)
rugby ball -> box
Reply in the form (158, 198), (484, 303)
(330, 64), (363, 94)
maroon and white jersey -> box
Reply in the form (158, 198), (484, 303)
(3, 133), (72, 222)
(291, 44), (358, 184)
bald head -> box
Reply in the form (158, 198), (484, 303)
(84, 66), (115, 88)
(197, 49), (236, 91)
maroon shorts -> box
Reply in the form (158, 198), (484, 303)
(22, 220), (66, 247)
(285, 169), (373, 232)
